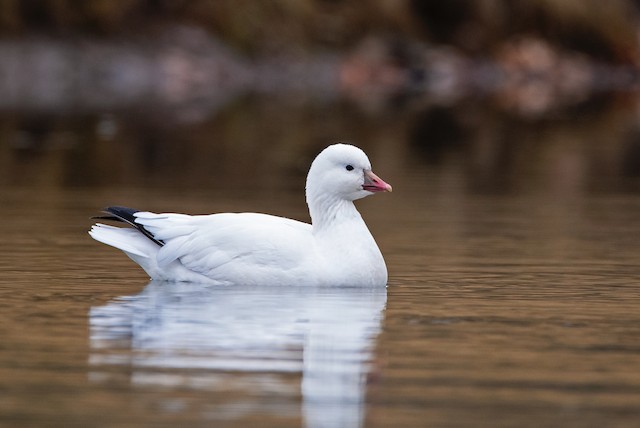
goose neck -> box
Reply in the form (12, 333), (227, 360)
(307, 193), (360, 233)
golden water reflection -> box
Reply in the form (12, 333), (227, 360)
(1, 95), (640, 427)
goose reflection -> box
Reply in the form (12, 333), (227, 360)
(89, 281), (387, 428)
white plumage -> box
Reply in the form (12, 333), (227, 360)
(89, 143), (392, 286)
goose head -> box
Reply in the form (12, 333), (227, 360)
(306, 144), (392, 207)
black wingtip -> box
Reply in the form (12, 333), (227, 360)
(92, 206), (133, 221)
(93, 206), (164, 247)
(103, 206), (140, 222)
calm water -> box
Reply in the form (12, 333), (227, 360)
(1, 97), (640, 427)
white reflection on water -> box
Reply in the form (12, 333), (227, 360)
(89, 281), (387, 428)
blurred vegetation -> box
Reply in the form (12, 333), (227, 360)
(0, 0), (639, 62)
(2, 1), (639, 201)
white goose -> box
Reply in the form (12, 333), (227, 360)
(89, 143), (392, 286)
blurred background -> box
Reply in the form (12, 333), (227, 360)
(2, 0), (640, 196)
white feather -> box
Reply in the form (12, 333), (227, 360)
(89, 144), (391, 287)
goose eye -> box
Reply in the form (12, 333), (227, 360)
(345, 164), (354, 171)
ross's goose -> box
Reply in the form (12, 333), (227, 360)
(89, 143), (392, 286)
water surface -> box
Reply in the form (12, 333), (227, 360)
(1, 97), (640, 427)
